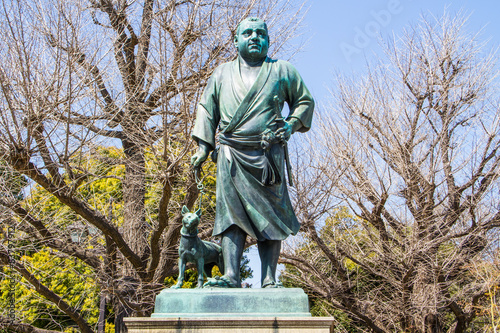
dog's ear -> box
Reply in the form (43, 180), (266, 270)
(195, 208), (202, 218)
(181, 205), (190, 216)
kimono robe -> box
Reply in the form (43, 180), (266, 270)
(192, 57), (314, 241)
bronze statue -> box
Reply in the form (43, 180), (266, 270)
(191, 17), (314, 288)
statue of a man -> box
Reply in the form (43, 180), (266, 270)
(191, 17), (314, 288)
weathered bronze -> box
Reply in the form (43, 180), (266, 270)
(171, 206), (224, 289)
(191, 17), (314, 288)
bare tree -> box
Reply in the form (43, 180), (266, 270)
(0, 0), (306, 332)
(282, 12), (500, 333)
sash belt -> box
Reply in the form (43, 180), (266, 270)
(219, 133), (263, 150)
(218, 132), (283, 186)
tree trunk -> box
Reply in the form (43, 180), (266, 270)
(98, 293), (108, 333)
(117, 137), (148, 331)
(122, 138), (149, 272)
(425, 313), (443, 333)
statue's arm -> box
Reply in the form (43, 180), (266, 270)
(191, 69), (222, 166)
(277, 117), (302, 141)
(284, 62), (315, 133)
(287, 117), (303, 134)
(191, 140), (212, 167)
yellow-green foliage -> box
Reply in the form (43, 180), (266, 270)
(72, 146), (125, 225)
(25, 146), (126, 230)
(2, 144), (220, 331)
(164, 265), (224, 288)
(0, 250), (100, 331)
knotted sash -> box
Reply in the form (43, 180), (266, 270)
(219, 132), (282, 186)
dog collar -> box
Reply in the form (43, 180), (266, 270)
(180, 232), (198, 238)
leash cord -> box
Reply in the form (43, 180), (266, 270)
(193, 167), (205, 213)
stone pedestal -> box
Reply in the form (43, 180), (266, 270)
(124, 288), (334, 332)
(152, 288), (311, 317)
(124, 317), (334, 332)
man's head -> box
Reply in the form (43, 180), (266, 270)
(234, 17), (269, 63)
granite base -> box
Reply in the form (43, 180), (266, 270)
(124, 317), (334, 332)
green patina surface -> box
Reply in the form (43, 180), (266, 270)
(189, 16), (315, 290)
(152, 288), (311, 318)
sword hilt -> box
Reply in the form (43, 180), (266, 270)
(273, 95), (284, 123)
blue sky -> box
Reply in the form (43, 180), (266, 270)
(247, 0), (500, 288)
(294, 0), (500, 106)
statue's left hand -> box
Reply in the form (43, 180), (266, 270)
(276, 121), (293, 141)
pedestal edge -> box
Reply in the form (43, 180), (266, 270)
(124, 316), (335, 329)
(151, 312), (312, 318)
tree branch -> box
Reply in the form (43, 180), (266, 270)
(0, 249), (93, 333)
(0, 317), (61, 333)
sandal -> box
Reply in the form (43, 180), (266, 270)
(262, 281), (284, 288)
(203, 275), (239, 288)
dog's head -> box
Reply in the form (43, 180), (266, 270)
(181, 205), (201, 233)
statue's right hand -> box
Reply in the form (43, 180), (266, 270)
(191, 141), (211, 167)
(191, 149), (209, 167)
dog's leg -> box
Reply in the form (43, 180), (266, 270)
(196, 257), (205, 288)
(171, 258), (185, 289)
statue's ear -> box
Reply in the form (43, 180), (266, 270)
(181, 205), (189, 216)
(233, 35), (238, 48)
(195, 208), (202, 218)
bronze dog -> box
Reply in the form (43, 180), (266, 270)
(171, 206), (224, 288)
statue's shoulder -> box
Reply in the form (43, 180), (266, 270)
(273, 58), (291, 67)
(270, 58), (301, 77)
(211, 60), (234, 78)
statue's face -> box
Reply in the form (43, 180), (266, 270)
(234, 20), (269, 62)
